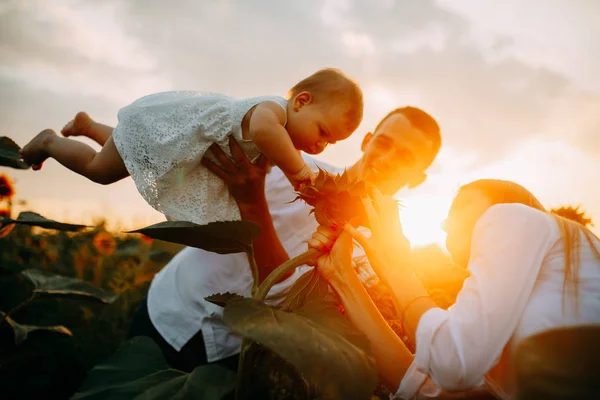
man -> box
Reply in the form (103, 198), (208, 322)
(128, 106), (442, 372)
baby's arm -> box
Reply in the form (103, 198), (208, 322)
(249, 101), (315, 188)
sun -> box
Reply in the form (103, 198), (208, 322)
(397, 196), (451, 249)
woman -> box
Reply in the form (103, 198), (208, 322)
(308, 179), (600, 399)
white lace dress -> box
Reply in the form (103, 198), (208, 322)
(112, 91), (288, 225)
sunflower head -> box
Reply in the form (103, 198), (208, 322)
(93, 231), (117, 256)
(294, 167), (372, 228)
(0, 174), (15, 200)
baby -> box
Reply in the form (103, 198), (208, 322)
(20, 68), (363, 225)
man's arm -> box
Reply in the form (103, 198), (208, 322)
(201, 136), (292, 284)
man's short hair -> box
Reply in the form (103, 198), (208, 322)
(374, 106), (441, 163)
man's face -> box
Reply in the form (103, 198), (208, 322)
(356, 113), (435, 194)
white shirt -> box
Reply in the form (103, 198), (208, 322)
(395, 203), (600, 399)
(147, 155), (375, 362)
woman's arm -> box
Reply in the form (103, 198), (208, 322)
(345, 189), (438, 344)
(312, 197), (557, 397)
(310, 229), (416, 391)
(408, 204), (556, 390)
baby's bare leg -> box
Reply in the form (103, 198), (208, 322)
(62, 112), (114, 146)
(20, 129), (129, 184)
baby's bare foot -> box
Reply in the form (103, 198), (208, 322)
(20, 129), (57, 170)
(61, 111), (93, 138)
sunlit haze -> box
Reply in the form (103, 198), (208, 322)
(2, 0), (599, 250)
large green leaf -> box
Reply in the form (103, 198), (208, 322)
(21, 269), (117, 304)
(113, 241), (145, 259)
(128, 220), (261, 254)
(0, 220), (16, 238)
(133, 364), (236, 400)
(235, 341), (309, 400)
(296, 300), (371, 354)
(0, 211), (88, 231)
(514, 325), (600, 399)
(205, 292), (245, 307)
(220, 297), (378, 400)
(1, 312), (72, 345)
(0, 136), (30, 169)
(72, 336), (235, 400)
(148, 248), (175, 263)
(278, 269), (332, 312)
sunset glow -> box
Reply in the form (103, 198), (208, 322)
(1, 0), (599, 243)
(2, 2), (600, 398)
(398, 196), (451, 249)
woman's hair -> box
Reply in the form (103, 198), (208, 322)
(460, 179), (600, 314)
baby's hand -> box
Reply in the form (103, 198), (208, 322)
(290, 164), (316, 191)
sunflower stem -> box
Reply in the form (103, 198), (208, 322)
(254, 248), (321, 302)
(235, 248), (321, 398)
(0, 292), (37, 325)
(245, 246), (260, 298)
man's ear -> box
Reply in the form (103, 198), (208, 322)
(361, 132), (373, 151)
(407, 172), (427, 188)
(292, 91), (312, 111)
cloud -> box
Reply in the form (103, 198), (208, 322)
(3, 0), (597, 163)
(437, 0), (600, 91)
(1, 0), (599, 229)
(0, 0), (170, 104)
(310, 0), (600, 162)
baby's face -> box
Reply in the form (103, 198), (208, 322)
(287, 102), (354, 155)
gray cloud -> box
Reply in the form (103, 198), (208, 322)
(114, 0), (355, 94)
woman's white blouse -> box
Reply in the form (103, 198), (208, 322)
(394, 204), (600, 399)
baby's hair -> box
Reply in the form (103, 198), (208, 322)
(288, 68), (363, 132)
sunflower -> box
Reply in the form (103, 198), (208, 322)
(93, 231), (116, 256)
(294, 167), (372, 228)
(138, 233), (153, 245)
(0, 174), (15, 200)
(551, 205), (594, 228)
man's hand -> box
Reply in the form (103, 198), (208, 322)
(202, 136), (291, 284)
(201, 136), (270, 212)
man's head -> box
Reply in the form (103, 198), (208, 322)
(285, 68), (363, 155)
(354, 106), (441, 194)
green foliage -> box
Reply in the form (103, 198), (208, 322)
(0, 217), (180, 399)
(0, 211), (89, 231)
(71, 337), (236, 400)
(514, 326), (600, 399)
(0, 136), (30, 169)
(0, 268), (117, 346)
(1, 312), (72, 344)
(278, 269), (331, 312)
(0, 135), (486, 399)
(22, 268), (118, 304)
(128, 220), (261, 254)
(215, 295), (378, 400)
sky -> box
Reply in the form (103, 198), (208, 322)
(1, 0), (599, 248)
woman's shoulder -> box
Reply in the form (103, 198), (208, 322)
(477, 203), (558, 236)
